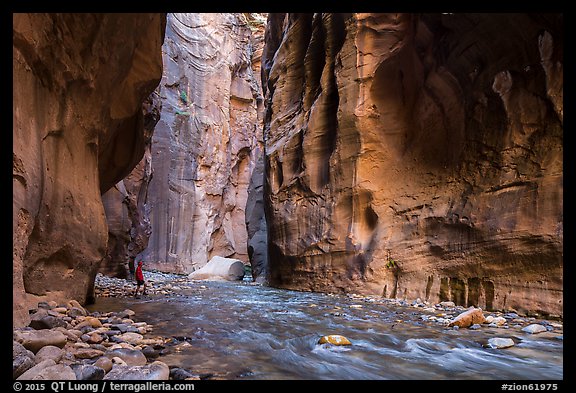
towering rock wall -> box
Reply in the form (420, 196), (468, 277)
(140, 13), (265, 274)
(13, 13), (166, 327)
(100, 92), (162, 278)
(262, 13), (563, 316)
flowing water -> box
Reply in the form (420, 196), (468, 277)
(88, 278), (563, 381)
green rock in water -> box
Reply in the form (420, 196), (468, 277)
(318, 335), (352, 346)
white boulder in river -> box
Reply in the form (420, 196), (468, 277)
(188, 256), (246, 281)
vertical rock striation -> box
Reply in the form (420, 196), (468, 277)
(13, 13), (166, 327)
(261, 13), (563, 316)
(140, 13), (266, 275)
(100, 91), (162, 278)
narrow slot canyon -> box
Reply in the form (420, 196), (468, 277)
(12, 13), (563, 382)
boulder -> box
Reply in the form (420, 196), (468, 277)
(14, 329), (68, 353)
(13, 341), (34, 359)
(74, 348), (105, 359)
(71, 364), (106, 380)
(13, 356), (35, 379)
(105, 348), (147, 366)
(29, 310), (68, 330)
(94, 356), (114, 373)
(448, 307), (487, 328)
(170, 367), (195, 380)
(17, 360), (77, 380)
(188, 256), (245, 281)
(34, 345), (65, 363)
(522, 324), (548, 334)
(103, 361), (170, 380)
(117, 332), (144, 345)
(485, 338), (515, 349)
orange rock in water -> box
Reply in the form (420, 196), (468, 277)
(318, 335), (352, 346)
(448, 307), (487, 328)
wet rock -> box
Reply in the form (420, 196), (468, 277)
(14, 329), (68, 353)
(522, 324), (548, 334)
(318, 335), (352, 346)
(103, 361), (170, 380)
(170, 367), (194, 380)
(35, 345), (65, 363)
(111, 324), (131, 333)
(105, 348), (147, 366)
(485, 338), (515, 349)
(142, 345), (161, 360)
(448, 307), (487, 328)
(117, 309), (136, 319)
(469, 324), (482, 330)
(94, 356), (114, 373)
(485, 316), (507, 326)
(71, 364), (106, 380)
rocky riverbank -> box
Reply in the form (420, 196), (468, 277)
(14, 270), (563, 380)
(335, 293), (563, 347)
(94, 270), (194, 298)
(13, 271), (224, 381)
(13, 299), (204, 380)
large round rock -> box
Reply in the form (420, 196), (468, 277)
(188, 256), (245, 281)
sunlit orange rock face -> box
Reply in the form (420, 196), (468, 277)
(262, 13), (563, 317)
(137, 13), (266, 276)
(13, 13), (166, 327)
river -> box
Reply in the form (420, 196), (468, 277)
(87, 278), (563, 381)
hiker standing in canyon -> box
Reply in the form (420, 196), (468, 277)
(133, 260), (148, 298)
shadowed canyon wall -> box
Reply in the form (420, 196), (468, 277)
(99, 92), (162, 278)
(13, 13), (166, 327)
(139, 13), (266, 275)
(262, 13), (563, 316)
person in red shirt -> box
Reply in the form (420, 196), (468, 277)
(133, 260), (148, 297)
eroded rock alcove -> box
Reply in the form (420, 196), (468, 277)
(261, 13), (563, 316)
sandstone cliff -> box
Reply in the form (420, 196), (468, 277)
(139, 13), (265, 275)
(13, 13), (166, 327)
(100, 91), (162, 278)
(261, 13), (563, 316)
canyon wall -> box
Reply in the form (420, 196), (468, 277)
(139, 13), (266, 275)
(262, 13), (563, 316)
(13, 13), (166, 327)
(99, 92), (162, 278)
